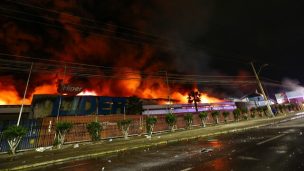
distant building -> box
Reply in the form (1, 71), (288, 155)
(241, 92), (274, 108)
(0, 105), (32, 121)
(275, 91), (304, 104)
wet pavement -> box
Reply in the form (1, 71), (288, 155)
(37, 116), (304, 171)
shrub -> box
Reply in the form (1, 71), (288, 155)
(3, 125), (27, 155)
(199, 112), (208, 127)
(165, 113), (177, 132)
(233, 108), (241, 121)
(86, 121), (102, 141)
(184, 113), (193, 129)
(222, 111), (230, 123)
(54, 122), (73, 149)
(146, 116), (157, 136)
(211, 111), (220, 124)
(117, 119), (132, 140)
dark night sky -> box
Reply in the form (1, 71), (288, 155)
(1, 0), (304, 98)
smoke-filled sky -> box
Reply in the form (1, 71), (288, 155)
(0, 0), (304, 103)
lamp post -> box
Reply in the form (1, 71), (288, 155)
(251, 62), (274, 117)
(17, 62), (33, 126)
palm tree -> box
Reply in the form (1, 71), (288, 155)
(188, 90), (201, 113)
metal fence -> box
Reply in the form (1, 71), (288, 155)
(0, 112), (236, 152)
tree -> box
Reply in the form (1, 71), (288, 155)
(188, 90), (201, 113)
(86, 121), (102, 142)
(146, 116), (157, 137)
(250, 108), (257, 118)
(54, 122), (73, 149)
(241, 108), (249, 120)
(211, 111), (220, 124)
(290, 103), (297, 111)
(262, 107), (268, 116)
(274, 105), (280, 114)
(3, 125), (27, 155)
(257, 107), (264, 117)
(165, 113), (177, 132)
(199, 112), (208, 127)
(222, 111), (230, 123)
(233, 108), (241, 122)
(184, 113), (193, 129)
(117, 119), (132, 140)
(126, 96), (143, 114)
(278, 104), (284, 114)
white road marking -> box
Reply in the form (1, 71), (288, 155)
(256, 134), (286, 146)
(59, 162), (89, 170)
(180, 167), (193, 171)
(238, 156), (260, 161)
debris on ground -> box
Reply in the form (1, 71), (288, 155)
(109, 139), (113, 142)
(73, 144), (79, 148)
(35, 146), (52, 152)
(201, 148), (213, 153)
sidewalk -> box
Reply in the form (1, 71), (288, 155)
(0, 114), (296, 171)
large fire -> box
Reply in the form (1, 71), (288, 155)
(0, 0), (224, 106)
(0, 76), (222, 105)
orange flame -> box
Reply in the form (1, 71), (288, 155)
(77, 90), (97, 96)
(0, 72), (222, 105)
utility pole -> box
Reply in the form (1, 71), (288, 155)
(17, 62), (33, 126)
(251, 62), (274, 117)
(165, 71), (172, 113)
(56, 65), (67, 121)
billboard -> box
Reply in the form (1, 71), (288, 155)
(32, 95), (127, 118)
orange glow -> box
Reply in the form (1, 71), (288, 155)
(77, 90), (97, 96)
(171, 91), (223, 104)
(208, 140), (222, 148)
(0, 71), (222, 105)
(0, 87), (30, 105)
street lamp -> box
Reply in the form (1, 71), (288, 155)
(251, 62), (274, 117)
(257, 64), (269, 75)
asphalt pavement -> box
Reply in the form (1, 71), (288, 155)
(37, 114), (304, 171)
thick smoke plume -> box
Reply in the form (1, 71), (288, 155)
(0, 0), (235, 105)
(282, 78), (304, 93)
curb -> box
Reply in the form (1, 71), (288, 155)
(0, 115), (294, 171)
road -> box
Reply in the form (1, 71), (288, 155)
(38, 115), (304, 171)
